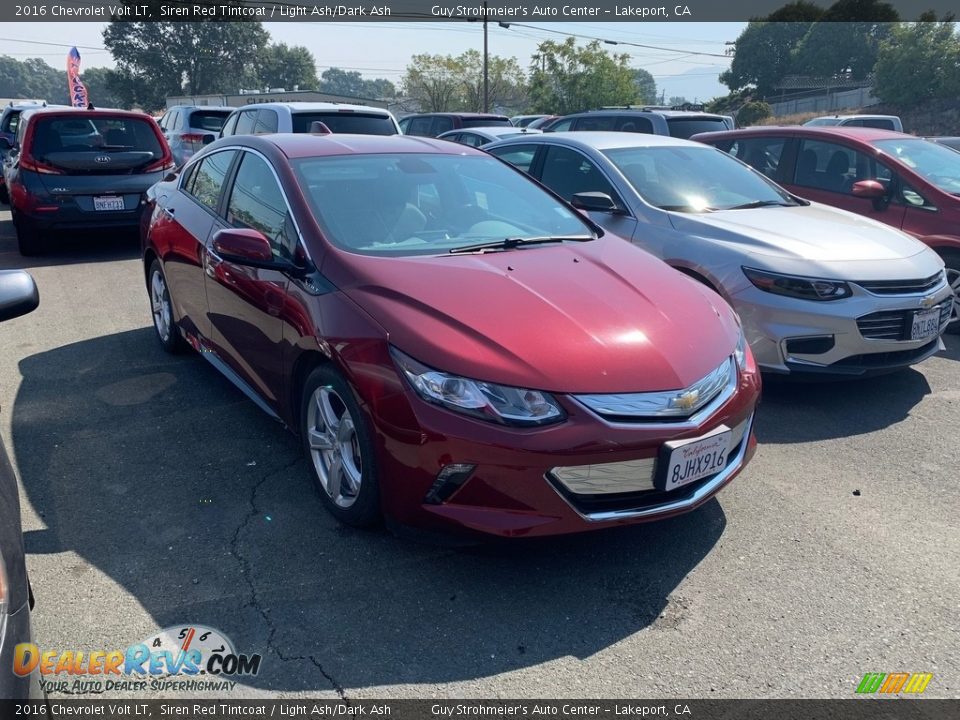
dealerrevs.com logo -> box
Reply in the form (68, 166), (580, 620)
(13, 625), (262, 694)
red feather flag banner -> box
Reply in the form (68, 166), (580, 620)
(66, 47), (89, 108)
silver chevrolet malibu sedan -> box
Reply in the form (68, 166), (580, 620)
(486, 132), (953, 377)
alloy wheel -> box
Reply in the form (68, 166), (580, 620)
(306, 386), (363, 509)
(947, 267), (960, 329)
(150, 270), (172, 343)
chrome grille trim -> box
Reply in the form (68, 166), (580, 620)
(549, 416), (751, 496)
(855, 272), (945, 295)
(573, 357), (735, 424)
(549, 413), (755, 522)
(857, 302), (952, 341)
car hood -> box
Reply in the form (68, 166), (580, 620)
(668, 203), (929, 266)
(331, 238), (739, 394)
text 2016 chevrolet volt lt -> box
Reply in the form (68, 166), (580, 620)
(142, 134), (760, 537)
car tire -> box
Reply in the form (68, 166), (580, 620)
(942, 251), (960, 335)
(147, 260), (187, 353)
(301, 365), (381, 527)
(13, 212), (43, 256)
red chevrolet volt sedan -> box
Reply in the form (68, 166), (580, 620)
(141, 133), (760, 538)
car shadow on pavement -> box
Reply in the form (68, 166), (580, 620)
(12, 328), (727, 694)
(755, 365), (932, 444)
(0, 215), (140, 269)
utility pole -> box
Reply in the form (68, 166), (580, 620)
(483, 0), (489, 113)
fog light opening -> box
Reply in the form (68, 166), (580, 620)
(424, 463), (476, 505)
(785, 335), (836, 356)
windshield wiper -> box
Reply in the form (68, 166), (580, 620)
(448, 235), (594, 254)
(724, 199), (797, 210)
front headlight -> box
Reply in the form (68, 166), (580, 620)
(743, 267), (851, 301)
(390, 347), (566, 427)
(0, 547), (8, 648)
(734, 328), (748, 372)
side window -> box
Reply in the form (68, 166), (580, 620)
(157, 112), (170, 131)
(171, 111), (184, 131)
(398, 117), (411, 133)
(186, 150), (237, 213)
(572, 116), (617, 132)
(406, 117), (433, 136)
(226, 153), (297, 260)
(615, 116), (654, 134)
(860, 118), (896, 130)
(548, 118), (574, 132)
(234, 110), (258, 136)
(487, 144), (538, 174)
(221, 112), (240, 137)
(729, 137), (787, 180)
(795, 139), (875, 195)
(254, 110), (279, 134)
(459, 133), (485, 148)
(432, 116), (454, 135)
(539, 145), (619, 204)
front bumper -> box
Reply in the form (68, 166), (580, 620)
(731, 282), (954, 375)
(372, 360), (761, 538)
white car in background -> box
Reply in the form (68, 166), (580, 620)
(219, 102), (400, 137)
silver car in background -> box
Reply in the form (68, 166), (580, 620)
(158, 105), (233, 167)
(436, 125), (542, 148)
(486, 132), (953, 377)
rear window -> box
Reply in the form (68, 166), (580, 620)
(188, 110), (230, 132)
(32, 115), (162, 154)
(461, 117), (511, 128)
(291, 112), (396, 135)
(667, 117), (731, 139)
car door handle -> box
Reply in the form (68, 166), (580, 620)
(162, 206), (175, 217)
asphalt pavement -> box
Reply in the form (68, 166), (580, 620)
(0, 210), (957, 699)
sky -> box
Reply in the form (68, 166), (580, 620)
(0, 21), (745, 102)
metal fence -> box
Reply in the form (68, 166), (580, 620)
(769, 86), (878, 116)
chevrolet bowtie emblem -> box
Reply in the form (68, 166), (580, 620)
(919, 295), (938, 310)
(671, 389), (701, 411)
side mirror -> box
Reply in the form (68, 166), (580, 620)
(851, 179), (886, 199)
(0, 270), (40, 323)
(212, 228), (274, 265)
(211, 228), (305, 275)
(202, 134), (216, 146)
(0, 137), (11, 151)
(571, 191), (627, 215)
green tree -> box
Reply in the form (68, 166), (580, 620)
(791, 0), (899, 80)
(103, 15), (268, 111)
(82, 67), (124, 108)
(632, 68), (657, 104)
(258, 43), (318, 91)
(402, 51), (524, 112)
(721, 19), (820, 95)
(320, 68), (396, 99)
(457, 50), (526, 112)
(873, 15), (960, 106)
(736, 100), (773, 126)
(528, 38), (638, 114)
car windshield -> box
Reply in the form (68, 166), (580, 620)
(603, 145), (796, 212)
(291, 112), (396, 135)
(873, 138), (960, 195)
(666, 117), (730, 139)
(292, 153), (594, 256)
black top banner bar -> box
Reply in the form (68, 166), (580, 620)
(3, 700), (960, 720)
(3, 0), (958, 22)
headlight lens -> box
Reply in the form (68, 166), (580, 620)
(391, 348), (565, 426)
(0, 547), (8, 648)
(734, 328), (748, 372)
(743, 267), (852, 301)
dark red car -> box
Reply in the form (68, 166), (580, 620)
(141, 133), (760, 538)
(694, 126), (960, 330)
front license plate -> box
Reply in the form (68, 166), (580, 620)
(93, 196), (124, 211)
(911, 307), (940, 341)
(657, 426), (732, 492)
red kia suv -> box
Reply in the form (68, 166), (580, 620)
(141, 133), (760, 538)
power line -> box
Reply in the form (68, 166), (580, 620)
(497, 23), (730, 58)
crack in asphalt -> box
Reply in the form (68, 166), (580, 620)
(230, 455), (352, 703)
